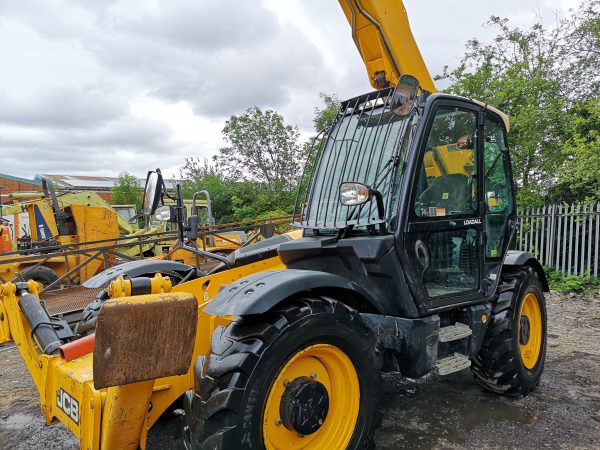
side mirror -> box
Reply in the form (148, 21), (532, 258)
(390, 75), (420, 117)
(142, 171), (163, 216)
(187, 215), (199, 241)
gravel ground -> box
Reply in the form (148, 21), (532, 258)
(0, 291), (599, 449)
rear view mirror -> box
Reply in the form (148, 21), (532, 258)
(142, 171), (163, 216)
(390, 75), (420, 117)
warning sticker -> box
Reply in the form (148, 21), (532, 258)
(442, 192), (449, 200)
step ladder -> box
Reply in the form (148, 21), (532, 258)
(438, 323), (472, 342)
(435, 323), (473, 375)
(435, 353), (471, 375)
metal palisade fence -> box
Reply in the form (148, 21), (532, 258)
(516, 201), (600, 278)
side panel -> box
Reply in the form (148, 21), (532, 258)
(28, 201), (58, 241)
(204, 269), (380, 316)
(70, 204), (120, 281)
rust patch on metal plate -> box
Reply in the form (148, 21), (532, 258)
(93, 293), (197, 389)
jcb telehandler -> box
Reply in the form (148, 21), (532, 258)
(0, 1), (548, 449)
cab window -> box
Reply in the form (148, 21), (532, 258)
(413, 107), (478, 218)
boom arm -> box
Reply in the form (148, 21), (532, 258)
(339, 0), (436, 93)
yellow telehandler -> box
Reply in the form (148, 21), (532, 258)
(0, 2), (548, 449)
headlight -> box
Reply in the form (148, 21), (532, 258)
(339, 182), (370, 206)
(154, 205), (174, 222)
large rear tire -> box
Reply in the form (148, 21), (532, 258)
(183, 296), (382, 449)
(20, 265), (59, 288)
(471, 266), (547, 396)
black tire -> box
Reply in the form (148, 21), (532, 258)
(74, 288), (109, 336)
(20, 265), (59, 287)
(471, 266), (547, 396)
(74, 271), (187, 336)
(183, 296), (382, 450)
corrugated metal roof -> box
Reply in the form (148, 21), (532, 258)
(37, 174), (176, 191)
(0, 172), (42, 185)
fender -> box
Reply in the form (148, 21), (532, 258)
(503, 250), (549, 291)
(82, 260), (195, 289)
(204, 269), (379, 316)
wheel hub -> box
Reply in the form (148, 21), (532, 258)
(520, 315), (531, 345)
(280, 376), (329, 435)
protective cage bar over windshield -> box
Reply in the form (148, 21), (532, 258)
(293, 87), (416, 232)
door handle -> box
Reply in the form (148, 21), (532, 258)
(415, 240), (429, 269)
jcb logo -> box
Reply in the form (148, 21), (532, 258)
(56, 388), (79, 424)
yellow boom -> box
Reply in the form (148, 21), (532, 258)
(339, 0), (437, 93)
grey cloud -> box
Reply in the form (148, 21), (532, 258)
(0, 114), (178, 177)
(54, 116), (173, 150)
(86, 2), (328, 118)
(1, 0), (331, 122)
(118, 0), (278, 52)
(0, 87), (127, 128)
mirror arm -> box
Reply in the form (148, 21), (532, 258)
(157, 168), (176, 201)
(370, 189), (387, 235)
(128, 213), (145, 224)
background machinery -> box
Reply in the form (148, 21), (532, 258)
(0, 178), (135, 286)
(0, 1), (548, 449)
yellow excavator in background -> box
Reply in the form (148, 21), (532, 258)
(0, 2), (547, 449)
(0, 179), (140, 286)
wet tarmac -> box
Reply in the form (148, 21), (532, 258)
(1, 292), (599, 449)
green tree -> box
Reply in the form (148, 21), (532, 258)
(313, 93), (340, 133)
(562, 0), (600, 101)
(438, 2), (600, 206)
(551, 97), (600, 202)
(112, 171), (142, 212)
(179, 157), (236, 223)
(214, 107), (305, 194)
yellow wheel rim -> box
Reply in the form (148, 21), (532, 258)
(519, 292), (543, 369)
(263, 343), (360, 450)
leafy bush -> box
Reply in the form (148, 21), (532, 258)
(544, 266), (600, 293)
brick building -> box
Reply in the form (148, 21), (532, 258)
(0, 172), (43, 204)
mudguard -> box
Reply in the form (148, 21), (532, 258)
(503, 250), (549, 291)
(82, 260), (195, 289)
(204, 269), (378, 316)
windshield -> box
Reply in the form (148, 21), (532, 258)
(294, 89), (414, 230)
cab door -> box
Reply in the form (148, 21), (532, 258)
(481, 114), (517, 295)
(402, 100), (485, 311)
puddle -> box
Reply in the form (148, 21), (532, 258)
(0, 412), (37, 429)
(377, 371), (534, 449)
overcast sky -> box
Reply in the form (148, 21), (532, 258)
(0, 0), (582, 180)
